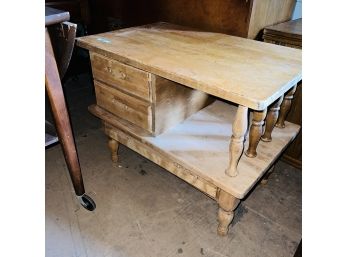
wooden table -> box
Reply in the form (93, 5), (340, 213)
(45, 7), (95, 211)
(76, 22), (302, 235)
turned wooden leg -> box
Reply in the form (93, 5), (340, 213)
(261, 165), (275, 185)
(245, 109), (267, 158)
(275, 85), (297, 128)
(108, 138), (119, 162)
(217, 190), (240, 236)
(261, 96), (284, 142)
(225, 105), (248, 177)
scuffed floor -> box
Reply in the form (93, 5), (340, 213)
(46, 74), (301, 257)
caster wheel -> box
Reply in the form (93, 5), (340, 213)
(78, 194), (96, 211)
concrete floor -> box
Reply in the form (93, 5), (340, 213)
(46, 73), (302, 257)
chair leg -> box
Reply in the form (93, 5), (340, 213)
(45, 28), (95, 211)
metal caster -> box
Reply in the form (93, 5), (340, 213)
(78, 194), (96, 211)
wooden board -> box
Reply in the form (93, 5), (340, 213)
(76, 22), (302, 110)
(152, 75), (213, 135)
(247, 0), (296, 39)
(92, 100), (300, 199)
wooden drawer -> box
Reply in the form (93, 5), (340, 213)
(90, 52), (151, 101)
(94, 80), (153, 132)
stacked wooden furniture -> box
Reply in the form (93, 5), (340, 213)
(263, 18), (301, 48)
(263, 18), (302, 168)
(76, 22), (302, 236)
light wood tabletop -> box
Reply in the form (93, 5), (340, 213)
(76, 22), (302, 110)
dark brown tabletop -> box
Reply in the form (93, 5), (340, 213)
(264, 18), (302, 40)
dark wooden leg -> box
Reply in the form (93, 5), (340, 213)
(217, 189), (240, 236)
(46, 28), (96, 212)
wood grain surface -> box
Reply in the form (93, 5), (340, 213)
(77, 22), (302, 110)
(92, 100), (300, 199)
(264, 18), (302, 40)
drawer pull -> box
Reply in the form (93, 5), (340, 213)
(111, 98), (129, 110)
(106, 66), (113, 74)
(120, 72), (127, 80)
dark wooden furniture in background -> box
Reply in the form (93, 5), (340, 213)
(263, 19), (302, 169)
(78, 0), (296, 38)
(45, 6), (96, 211)
(46, 0), (91, 34)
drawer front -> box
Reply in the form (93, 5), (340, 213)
(95, 80), (153, 132)
(90, 52), (151, 101)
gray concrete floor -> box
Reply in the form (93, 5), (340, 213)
(46, 74), (302, 257)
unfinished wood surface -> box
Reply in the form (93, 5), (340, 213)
(152, 74), (213, 135)
(261, 165), (275, 185)
(245, 109), (267, 158)
(217, 190), (240, 236)
(90, 52), (151, 101)
(247, 0), (296, 39)
(97, 100), (300, 199)
(108, 138), (119, 162)
(282, 82), (302, 168)
(261, 96), (284, 142)
(104, 123), (218, 199)
(76, 22), (302, 110)
(94, 80), (153, 132)
(90, 105), (152, 137)
(225, 105), (248, 177)
(276, 85), (297, 128)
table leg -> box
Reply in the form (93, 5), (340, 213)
(45, 28), (95, 211)
(261, 96), (284, 142)
(108, 138), (119, 162)
(245, 109), (267, 158)
(260, 165), (275, 185)
(217, 189), (240, 236)
(275, 85), (297, 128)
(225, 105), (248, 177)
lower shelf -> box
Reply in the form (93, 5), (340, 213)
(90, 100), (300, 200)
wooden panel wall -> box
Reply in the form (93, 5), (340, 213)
(151, 0), (251, 37)
(84, 0), (252, 37)
(248, 0), (295, 39)
(46, 0), (295, 38)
